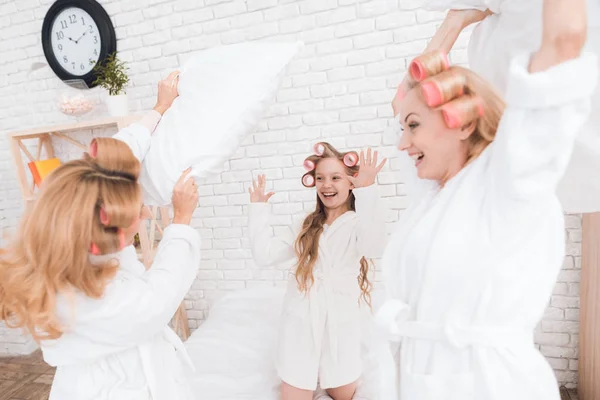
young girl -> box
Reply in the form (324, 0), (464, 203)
(248, 143), (387, 400)
(0, 136), (201, 400)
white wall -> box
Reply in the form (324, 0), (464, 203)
(0, 0), (581, 388)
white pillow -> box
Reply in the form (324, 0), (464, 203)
(139, 41), (303, 206)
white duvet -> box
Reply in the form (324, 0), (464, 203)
(184, 288), (387, 399)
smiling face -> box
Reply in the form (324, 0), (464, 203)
(393, 88), (471, 184)
(315, 157), (353, 212)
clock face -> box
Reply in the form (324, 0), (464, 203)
(50, 7), (101, 77)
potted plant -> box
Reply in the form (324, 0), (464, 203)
(92, 52), (130, 117)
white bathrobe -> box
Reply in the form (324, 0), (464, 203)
(41, 228), (201, 400)
(377, 53), (598, 400)
(41, 113), (202, 400)
(248, 184), (387, 390)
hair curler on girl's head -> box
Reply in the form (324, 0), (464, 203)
(303, 159), (315, 172)
(302, 173), (315, 188)
(343, 151), (359, 167)
(313, 142), (326, 156)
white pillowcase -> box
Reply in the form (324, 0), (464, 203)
(139, 41), (303, 206)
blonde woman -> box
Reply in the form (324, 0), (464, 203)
(0, 136), (200, 400)
(377, 0), (597, 399)
(248, 143), (386, 400)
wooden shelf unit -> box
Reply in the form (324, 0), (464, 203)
(7, 116), (190, 341)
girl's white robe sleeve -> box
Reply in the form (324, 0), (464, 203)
(248, 202), (297, 267)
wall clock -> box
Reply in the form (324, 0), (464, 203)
(41, 0), (117, 88)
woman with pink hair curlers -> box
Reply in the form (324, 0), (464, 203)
(248, 142), (386, 400)
(376, 0), (597, 399)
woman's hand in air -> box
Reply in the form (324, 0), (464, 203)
(172, 168), (198, 225)
(153, 71), (180, 116)
(249, 174), (274, 203)
(348, 148), (386, 188)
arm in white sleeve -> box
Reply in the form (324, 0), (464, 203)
(353, 184), (388, 258)
(112, 110), (162, 163)
(73, 224), (201, 346)
(489, 52), (598, 202)
(248, 203), (296, 267)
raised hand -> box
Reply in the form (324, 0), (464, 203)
(154, 71), (180, 115)
(249, 174), (274, 203)
(347, 148), (386, 188)
(172, 168), (198, 225)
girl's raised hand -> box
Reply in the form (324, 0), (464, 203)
(347, 148), (386, 188)
(249, 174), (275, 203)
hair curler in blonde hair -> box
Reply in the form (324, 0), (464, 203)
(408, 50), (450, 82)
(441, 94), (485, 129)
(420, 69), (467, 108)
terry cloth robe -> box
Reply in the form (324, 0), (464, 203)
(248, 184), (387, 390)
(376, 52), (598, 400)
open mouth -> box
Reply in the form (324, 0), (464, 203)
(321, 192), (337, 199)
(411, 152), (424, 165)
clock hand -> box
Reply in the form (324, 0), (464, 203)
(69, 32), (87, 44)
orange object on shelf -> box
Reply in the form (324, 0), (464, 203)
(27, 158), (61, 187)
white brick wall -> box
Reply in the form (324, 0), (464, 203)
(0, 0), (581, 388)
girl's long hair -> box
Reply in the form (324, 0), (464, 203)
(0, 138), (142, 341)
(295, 142), (372, 307)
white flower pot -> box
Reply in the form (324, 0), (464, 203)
(106, 94), (129, 117)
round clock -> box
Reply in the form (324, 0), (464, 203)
(41, 0), (117, 88)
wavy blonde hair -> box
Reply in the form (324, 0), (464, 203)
(295, 142), (372, 307)
(0, 138), (142, 341)
(404, 50), (506, 161)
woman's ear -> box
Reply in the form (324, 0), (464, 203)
(458, 120), (477, 140)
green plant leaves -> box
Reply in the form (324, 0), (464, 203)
(91, 52), (130, 95)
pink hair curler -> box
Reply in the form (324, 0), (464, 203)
(313, 143), (325, 156)
(409, 52), (450, 82)
(90, 243), (101, 255)
(442, 105), (461, 129)
(302, 173), (315, 188)
(99, 207), (110, 226)
(89, 140), (98, 158)
(409, 59), (427, 82)
(421, 81), (443, 108)
(343, 152), (358, 167)
(303, 159), (315, 171)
